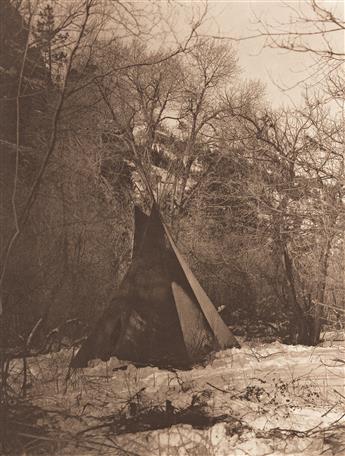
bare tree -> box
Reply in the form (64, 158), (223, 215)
(221, 86), (344, 343)
(174, 39), (238, 212)
(255, 0), (344, 90)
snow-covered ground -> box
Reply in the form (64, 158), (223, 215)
(10, 335), (345, 455)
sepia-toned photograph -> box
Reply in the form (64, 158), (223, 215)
(0, 0), (344, 454)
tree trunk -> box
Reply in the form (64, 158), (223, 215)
(282, 246), (313, 344)
(311, 235), (333, 344)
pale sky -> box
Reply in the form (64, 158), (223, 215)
(176, 0), (345, 108)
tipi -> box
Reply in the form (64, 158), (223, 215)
(71, 205), (239, 369)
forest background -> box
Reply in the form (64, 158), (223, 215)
(1, 0), (344, 359)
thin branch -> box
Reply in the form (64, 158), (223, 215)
(0, 7), (33, 315)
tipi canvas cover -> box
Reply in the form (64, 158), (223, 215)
(71, 205), (239, 369)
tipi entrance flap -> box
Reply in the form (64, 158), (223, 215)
(163, 223), (240, 349)
(172, 282), (214, 360)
